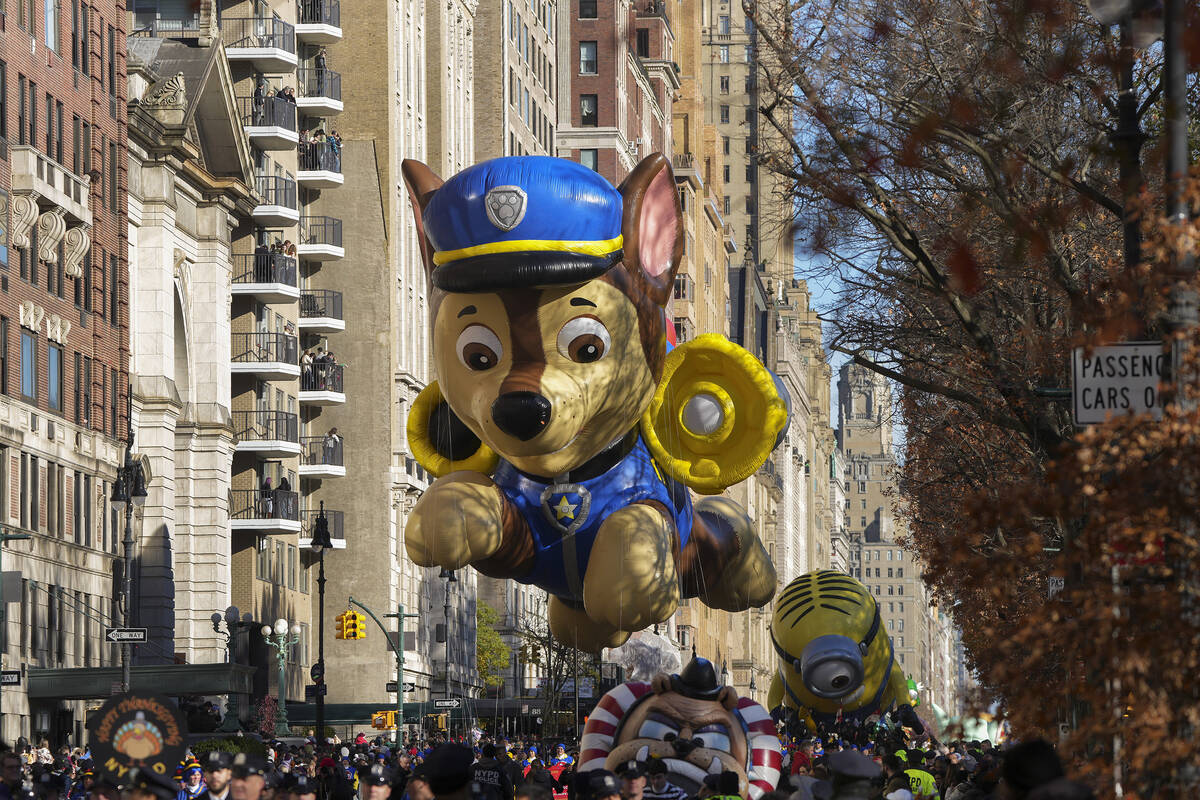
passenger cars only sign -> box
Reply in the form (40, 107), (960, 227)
(1071, 342), (1165, 425)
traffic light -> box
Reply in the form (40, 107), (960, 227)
(334, 611), (348, 640)
(344, 612), (361, 640)
(371, 711), (396, 729)
(352, 611), (366, 639)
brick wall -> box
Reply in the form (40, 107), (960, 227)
(0, 0), (130, 440)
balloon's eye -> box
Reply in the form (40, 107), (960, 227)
(457, 325), (503, 371)
(557, 317), (611, 364)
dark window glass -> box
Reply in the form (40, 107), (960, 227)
(636, 28), (649, 58)
(579, 0), (596, 17)
(20, 330), (37, 400)
(0, 317), (8, 395)
(580, 94), (598, 126)
(48, 343), (62, 411)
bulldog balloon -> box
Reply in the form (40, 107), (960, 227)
(401, 154), (789, 651)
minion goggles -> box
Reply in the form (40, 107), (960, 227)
(770, 598), (884, 700)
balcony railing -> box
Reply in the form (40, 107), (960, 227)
(302, 435), (344, 468)
(232, 332), (299, 366)
(220, 16), (296, 52)
(301, 508), (344, 542)
(301, 290), (343, 322)
(238, 95), (297, 130)
(231, 488), (300, 521)
(673, 152), (696, 171)
(297, 68), (342, 102)
(302, 362), (344, 392)
(233, 252), (298, 287)
(300, 216), (342, 248)
(298, 141), (342, 174)
(255, 175), (298, 209)
(299, 0), (340, 27)
(233, 410), (299, 444)
(10, 145), (91, 221)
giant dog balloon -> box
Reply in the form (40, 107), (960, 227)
(401, 154), (788, 651)
(767, 570), (923, 733)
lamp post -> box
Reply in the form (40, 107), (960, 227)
(110, 430), (148, 693)
(721, 661), (730, 687)
(211, 606), (254, 732)
(440, 568), (457, 737)
(262, 618), (300, 736)
(309, 503), (333, 742)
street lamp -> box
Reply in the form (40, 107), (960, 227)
(309, 503), (334, 742)
(211, 606), (254, 732)
(111, 429), (148, 693)
(721, 660), (730, 687)
(262, 618), (300, 736)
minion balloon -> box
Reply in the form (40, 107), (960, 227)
(768, 570), (923, 734)
(401, 154), (789, 652)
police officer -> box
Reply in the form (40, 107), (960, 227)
(471, 745), (512, 800)
(198, 753), (234, 800)
(824, 750), (881, 800)
(577, 771), (621, 800)
(229, 754), (270, 800)
(126, 769), (182, 800)
(357, 764), (392, 800)
(418, 744), (474, 800)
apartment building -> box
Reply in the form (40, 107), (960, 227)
(838, 361), (962, 715)
(556, 0), (677, 183)
(303, 0), (483, 715)
(474, 0), (558, 160)
(0, 0), (131, 744)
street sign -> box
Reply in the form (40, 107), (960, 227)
(434, 698), (461, 709)
(385, 681), (417, 693)
(0, 670), (21, 686)
(1048, 576), (1065, 600)
(1071, 342), (1165, 425)
(105, 627), (148, 643)
(304, 684), (328, 698)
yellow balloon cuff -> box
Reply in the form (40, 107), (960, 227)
(407, 381), (499, 478)
(641, 333), (788, 494)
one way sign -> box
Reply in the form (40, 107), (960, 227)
(105, 627), (148, 643)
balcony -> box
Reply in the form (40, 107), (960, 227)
(300, 290), (345, 333)
(301, 362), (345, 405)
(232, 410), (301, 458)
(238, 96), (298, 150)
(231, 332), (300, 380)
(300, 435), (345, 478)
(253, 175), (299, 226)
(9, 145), (92, 225)
(221, 17), (298, 73)
(296, 0), (342, 43)
(298, 509), (346, 549)
(298, 216), (344, 261)
(296, 68), (343, 116)
(232, 252), (299, 303)
(673, 152), (701, 186)
(297, 142), (343, 189)
(231, 488), (301, 533)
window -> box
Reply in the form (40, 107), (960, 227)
(275, 541), (286, 584)
(580, 94), (598, 126)
(718, 14), (730, 33)
(45, 93), (54, 155)
(888, 549), (894, 560)
(580, 149), (598, 171)
(887, 619), (893, 631)
(887, 567), (893, 578)
(18, 76), (27, 146)
(858, 481), (866, 492)
(0, 318), (7, 395)
(745, 105), (755, 122)
(287, 545), (297, 590)
(20, 331), (37, 400)
(897, 584), (904, 595)
(73, 353), (81, 422)
(723, 196), (730, 215)
(257, 539), (270, 580)
(110, 368), (118, 435)
(108, 140), (118, 214)
(48, 344), (62, 412)
(722, 164), (729, 182)
(109, 252), (118, 321)
(82, 357), (91, 424)
(44, 0), (60, 51)
(0, 63), (7, 142)
(28, 80), (37, 147)
(722, 136), (730, 155)
(719, 105), (729, 124)
(897, 568), (903, 578)
(579, 0), (596, 17)
(719, 46), (729, 63)
(719, 75), (729, 94)
(72, 0), (89, 75)
(107, 25), (117, 110)
(898, 619), (904, 632)
(635, 28), (649, 58)
(300, 559), (310, 593)
(887, 585), (894, 595)
(579, 41), (597, 73)
(744, 45), (752, 62)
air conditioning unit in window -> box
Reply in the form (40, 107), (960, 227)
(47, 421), (56, 441)
(30, 414), (39, 433)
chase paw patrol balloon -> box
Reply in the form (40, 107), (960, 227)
(401, 154), (789, 650)
(767, 570), (923, 734)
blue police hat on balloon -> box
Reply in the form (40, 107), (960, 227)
(422, 156), (624, 292)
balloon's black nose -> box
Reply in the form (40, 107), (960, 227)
(491, 392), (552, 441)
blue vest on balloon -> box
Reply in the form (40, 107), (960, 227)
(492, 434), (693, 602)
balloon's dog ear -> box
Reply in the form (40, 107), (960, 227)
(401, 159), (445, 282)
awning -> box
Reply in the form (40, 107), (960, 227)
(27, 664), (256, 700)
